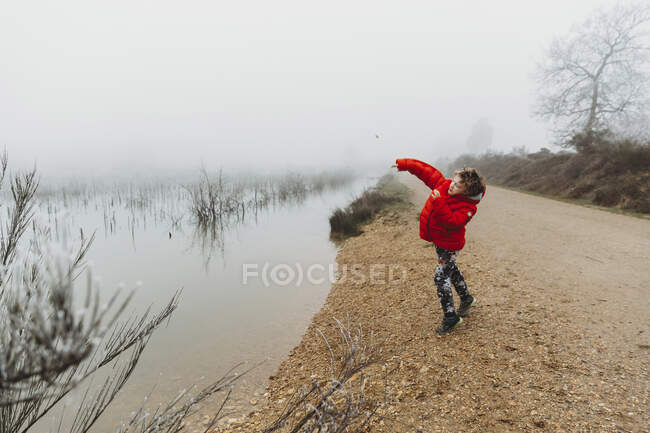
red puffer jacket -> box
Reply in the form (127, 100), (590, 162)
(396, 158), (484, 251)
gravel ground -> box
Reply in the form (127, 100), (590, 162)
(197, 175), (649, 433)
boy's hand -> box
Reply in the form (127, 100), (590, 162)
(431, 189), (441, 199)
(391, 164), (398, 169)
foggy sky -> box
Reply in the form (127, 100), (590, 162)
(0, 0), (622, 176)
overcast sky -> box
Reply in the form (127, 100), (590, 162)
(0, 0), (623, 176)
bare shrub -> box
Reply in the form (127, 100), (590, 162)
(114, 364), (249, 433)
(562, 155), (590, 180)
(263, 317), (386, 433)
(626, 197), (650, 213)
(600, 138), (650, 174)
(593, 186), (621, 207)
(448, 133), (650, 213)
(0, 154), (242, 433)
(567, 182), (596, 199)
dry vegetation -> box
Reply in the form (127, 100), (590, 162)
(448, 133), (650, 214)
(329, 174), (408, 239)
(190, 169), (356, 226)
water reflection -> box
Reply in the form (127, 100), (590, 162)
(27, 169), (377, 432)
(36, 169), (356, 262)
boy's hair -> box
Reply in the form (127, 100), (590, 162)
(454, 167), (486, 197)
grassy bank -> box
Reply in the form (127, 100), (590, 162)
(329, 173), (409, 239)
(447, 136), (650, 214)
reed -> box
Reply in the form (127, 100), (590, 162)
(189, 168), (357, 228)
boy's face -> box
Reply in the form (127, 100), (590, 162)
(449, 175), (466, 196)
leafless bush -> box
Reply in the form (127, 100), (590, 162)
(0, 155), (37, 268)
(263, 317), (386, 433)
(110, 363), (250, 433)
(0, 155), (242, 433)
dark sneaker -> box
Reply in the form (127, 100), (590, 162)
(436, 314), (462, 335)
(457, 295), (476, 317)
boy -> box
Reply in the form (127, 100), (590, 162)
(392, 158), (486, 334)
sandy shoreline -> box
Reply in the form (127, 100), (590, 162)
(208, 176), (648, 432)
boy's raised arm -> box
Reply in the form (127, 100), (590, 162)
(395, 158), (446, 190)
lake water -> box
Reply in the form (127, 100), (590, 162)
(31, 174), (379, 432)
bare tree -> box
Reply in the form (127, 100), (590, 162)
(534, 1), (650, 147)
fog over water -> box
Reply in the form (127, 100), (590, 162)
(1, 2), (641, 430)
(0, 0), (621, 177)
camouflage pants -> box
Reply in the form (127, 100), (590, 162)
(434, 245), (471, 314)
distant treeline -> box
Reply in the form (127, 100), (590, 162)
(444, 134), (650, 214)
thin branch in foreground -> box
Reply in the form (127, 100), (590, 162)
(263, 317), (388, 433)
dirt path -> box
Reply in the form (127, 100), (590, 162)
(460, 178), (650, 351)
(214, 176), (649, 433)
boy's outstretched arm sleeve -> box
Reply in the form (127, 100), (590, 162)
(395, 158), (446, 190)
(435, 202), (473, 229)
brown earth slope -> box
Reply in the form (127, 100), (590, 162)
(213, 174), (649, 433)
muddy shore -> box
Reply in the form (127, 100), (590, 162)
(200, 176), (648, 432)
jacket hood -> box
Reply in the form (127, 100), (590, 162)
(464, 187), (486, 203)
